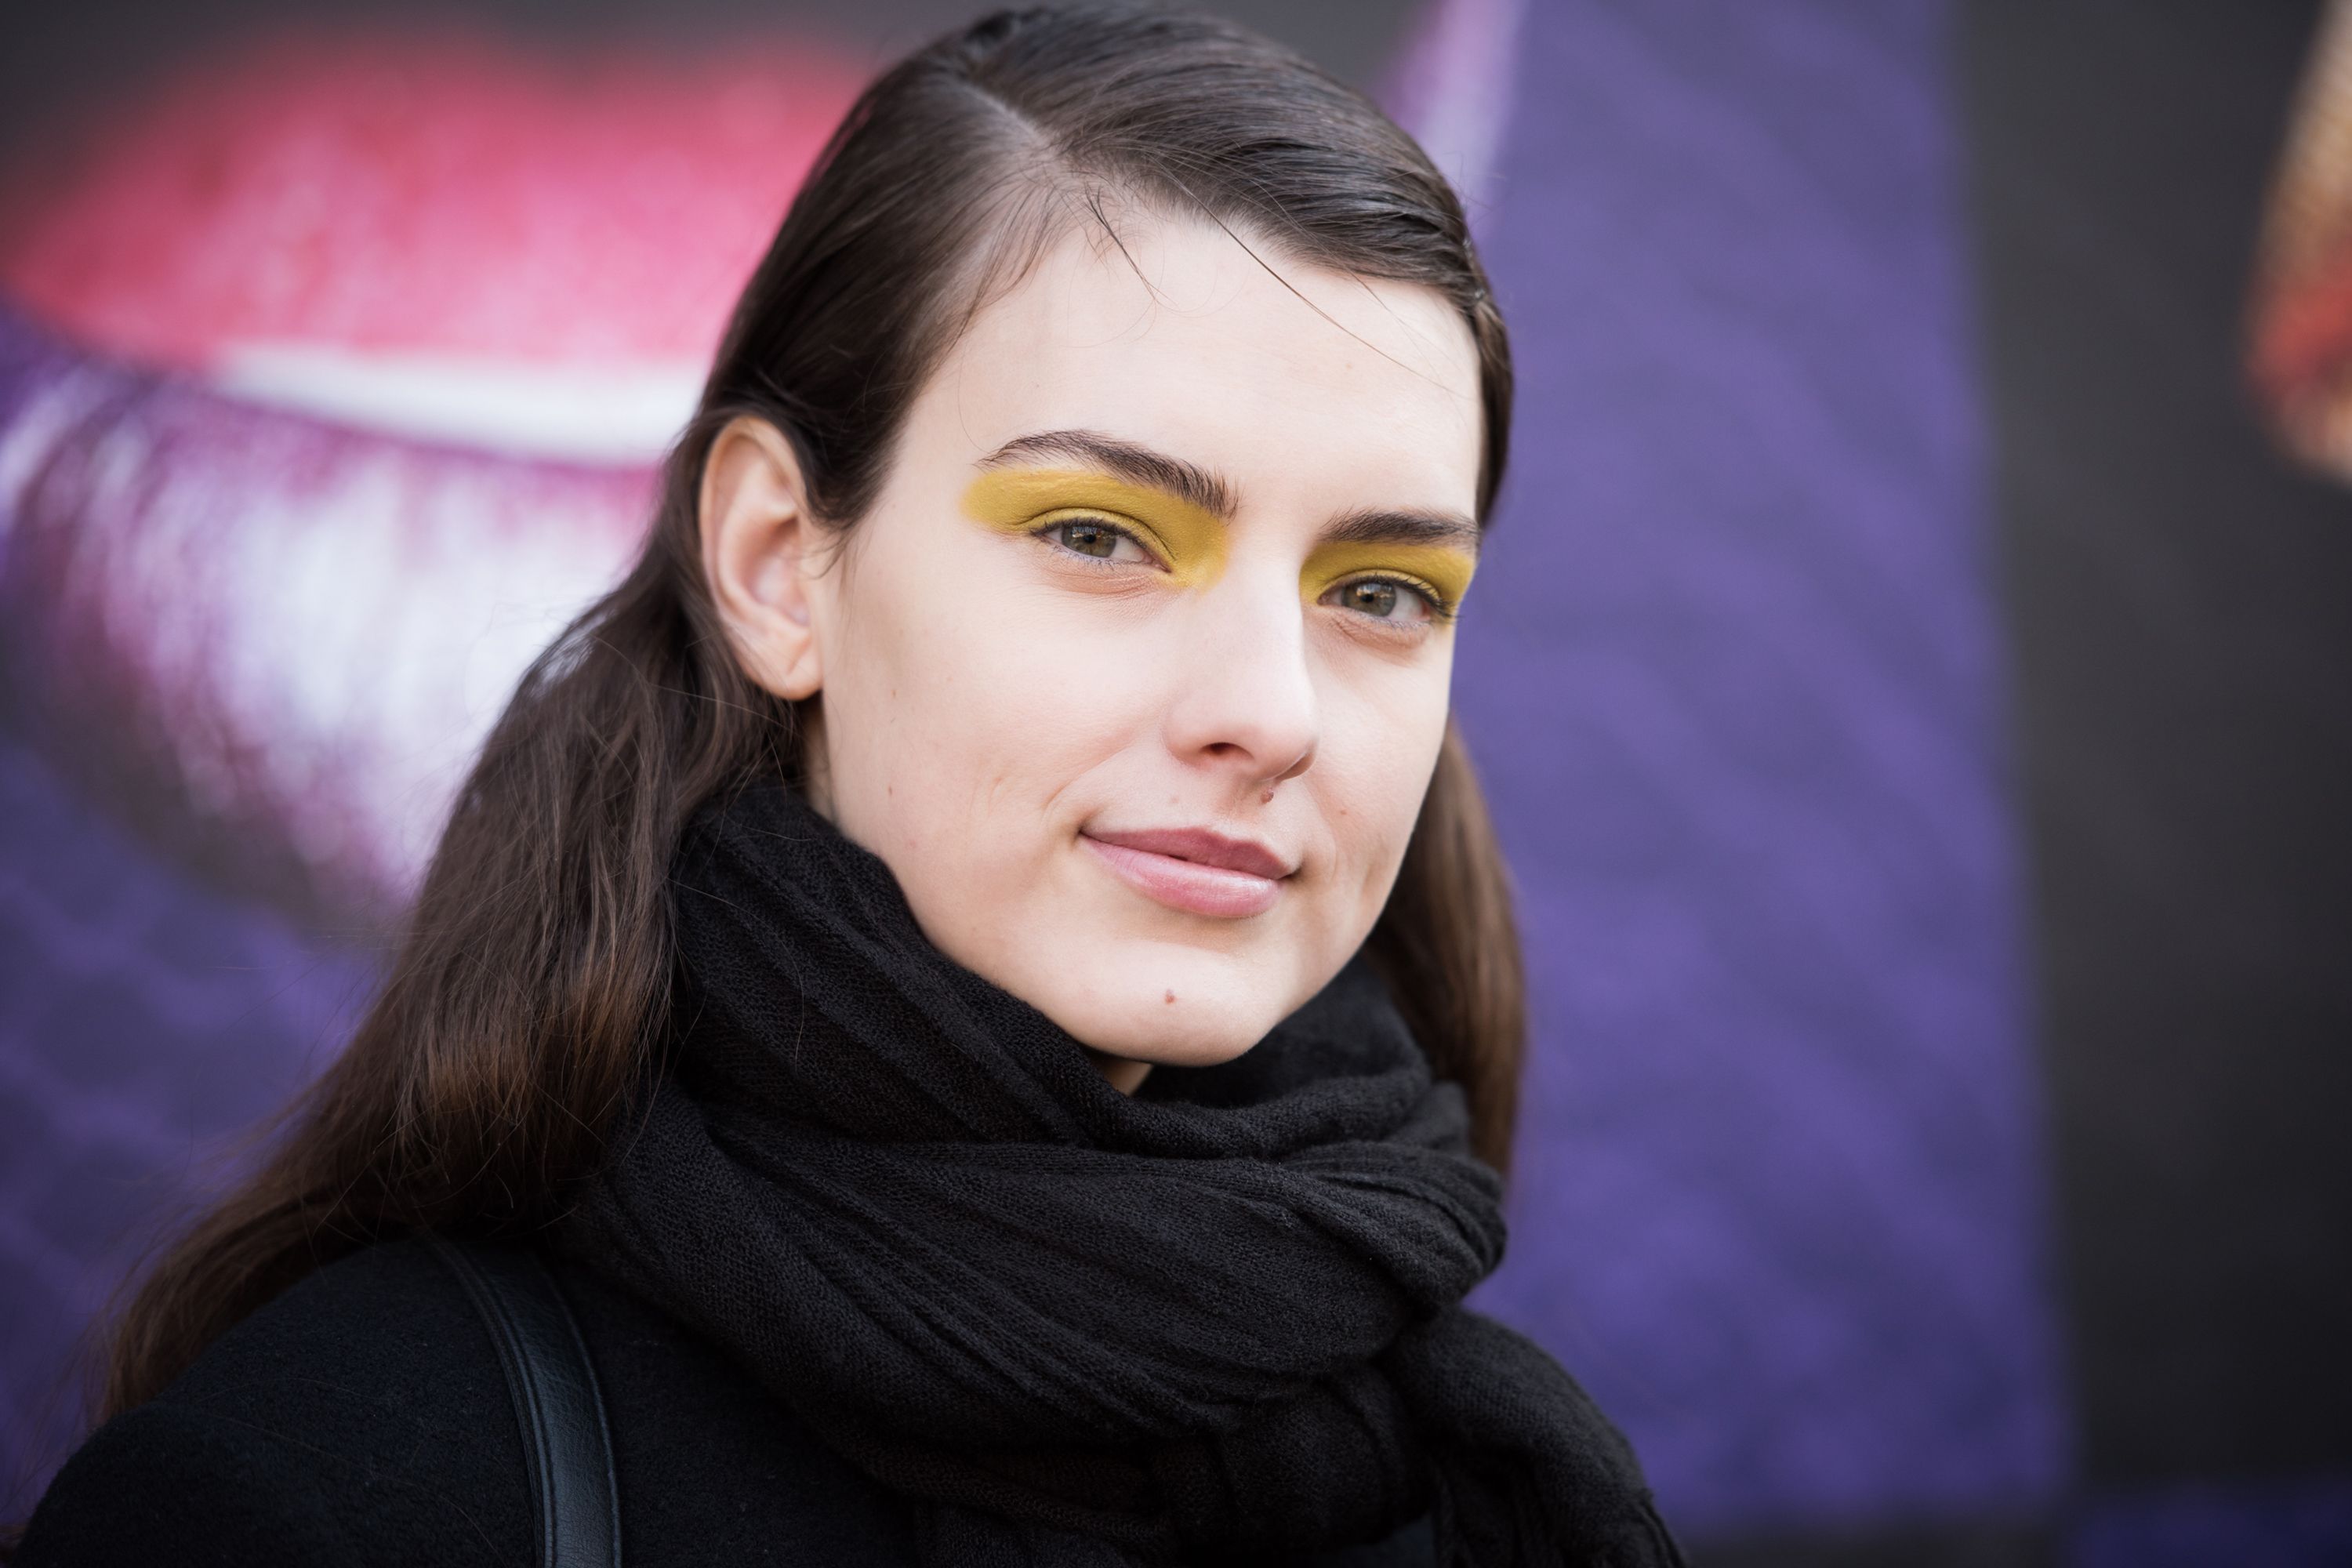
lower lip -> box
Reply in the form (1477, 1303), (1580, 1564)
(1080, 836), (1285, 919)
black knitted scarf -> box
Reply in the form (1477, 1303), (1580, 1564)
(557, 781), (1682, 1566)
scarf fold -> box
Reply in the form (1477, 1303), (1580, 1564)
(556, 781), (1682, 1567)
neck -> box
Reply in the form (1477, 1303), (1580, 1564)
(1085, 1047), (1153, 1095)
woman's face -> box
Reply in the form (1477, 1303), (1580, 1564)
(704, 212), (1484, 1078)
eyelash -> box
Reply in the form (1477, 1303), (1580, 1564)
(1031, 517), (1457, 626)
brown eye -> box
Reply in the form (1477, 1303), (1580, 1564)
(1058, 519), (1120, 557)
(1043, 516), (1152, 564)
(1323, 576), (1440, 624)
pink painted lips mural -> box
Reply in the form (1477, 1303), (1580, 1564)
(0, 31), (859, 913)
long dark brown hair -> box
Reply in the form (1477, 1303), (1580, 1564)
(95, 2), (1525, 1427)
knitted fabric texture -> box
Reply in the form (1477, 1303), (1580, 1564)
(557, 781), (1682, 1566)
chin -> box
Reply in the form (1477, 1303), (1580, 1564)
(1033, 943), (1317, 1069)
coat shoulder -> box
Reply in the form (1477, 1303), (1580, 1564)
(21, 1236), (1423, 1567)
(20, 1236), (920, 1568)
(17, 1236), (529, 1566)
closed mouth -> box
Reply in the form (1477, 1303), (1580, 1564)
(1079, 825), (1293, 919)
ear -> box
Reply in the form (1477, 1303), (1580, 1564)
(699, 416), (827, 701)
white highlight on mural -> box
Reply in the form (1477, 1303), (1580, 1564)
(0, 344), (653, 911)
(210, 343), (706, 466)
(1387, 0), (1526, 227)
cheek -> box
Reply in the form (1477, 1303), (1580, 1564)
(818, 529), (1167, 861)
(1310, 670), (1453, 906)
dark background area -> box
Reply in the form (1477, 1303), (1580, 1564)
(0, 0), (1416, 155)
(1962, 0), (2352, 1496)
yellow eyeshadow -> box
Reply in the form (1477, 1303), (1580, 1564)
(960, 468), (1229, 587)
(1299, 539), (1479, 612)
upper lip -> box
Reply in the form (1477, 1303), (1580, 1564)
(1082, 825), (1295, 880)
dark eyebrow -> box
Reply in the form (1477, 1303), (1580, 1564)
(979, 428), (1236, 519)
(978, 426), (1479, 550)
(1323, 506), (1483, 554)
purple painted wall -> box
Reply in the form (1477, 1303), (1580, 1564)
(1455, 0), (2065, 1534)
(0, 731), (377, 1507)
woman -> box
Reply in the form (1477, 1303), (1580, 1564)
(15, 6), (1680, 1564)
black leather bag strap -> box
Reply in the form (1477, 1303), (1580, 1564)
(426, 1234), (622, 1568)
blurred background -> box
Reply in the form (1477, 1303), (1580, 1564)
(3, 0), (2348, 1562)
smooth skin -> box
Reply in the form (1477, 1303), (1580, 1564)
(700, 211), (1484, 1090)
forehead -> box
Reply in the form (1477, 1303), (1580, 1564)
(924, 213), (1484, 518)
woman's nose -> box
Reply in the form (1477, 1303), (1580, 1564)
(1160, 575), (1319, 789)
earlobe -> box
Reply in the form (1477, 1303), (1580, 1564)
(699, 416), (826, 701)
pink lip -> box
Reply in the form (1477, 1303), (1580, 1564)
(1080, 826), (1294, 919)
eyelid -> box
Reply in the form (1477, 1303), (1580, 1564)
(964, 467), (1228, 587)
(1300, 540), (1478, 614)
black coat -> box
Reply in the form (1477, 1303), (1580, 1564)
(17, 1236), (1436, 1566)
